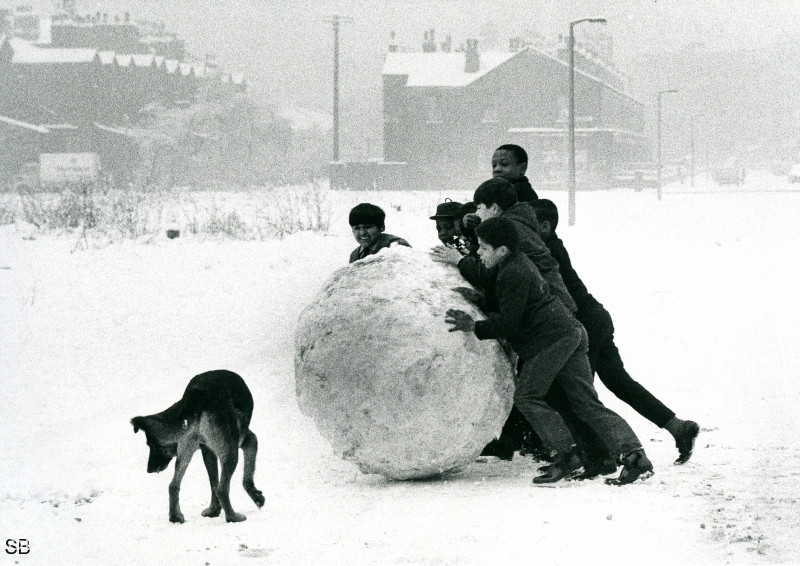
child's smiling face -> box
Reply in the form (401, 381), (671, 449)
(352, 224), (382, 248)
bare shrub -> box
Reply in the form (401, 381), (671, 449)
(0, 196), (16, 225)
(255, 180), (331, 238)
(12, 182), (332, 245)
(203, 205), (249, 238)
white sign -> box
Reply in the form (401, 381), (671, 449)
(39, 153), (100, 188)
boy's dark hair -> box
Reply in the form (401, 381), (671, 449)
(496, 144), (528, 165)
(529, 199), (559, 231)
(475, 216), (519, 252)
(473, 178), (517, 211)
(455, 201), (477, 221)
(349, 203), (385, 229)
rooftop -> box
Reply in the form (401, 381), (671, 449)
(383, 50), (518, 87)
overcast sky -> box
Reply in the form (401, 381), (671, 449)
(20, 0), (795, 110)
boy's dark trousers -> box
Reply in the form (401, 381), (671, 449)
(515, 326), (642, 458)
(546, 305), (676, 462)
(581, 305), (675, 427)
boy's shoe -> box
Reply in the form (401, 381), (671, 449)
(480, 437), (514, 461)
(575, 455), (618, 480)
(605, 449), (654, 486)
(533, 447), (584, 484)
(674, 421), (700, 465)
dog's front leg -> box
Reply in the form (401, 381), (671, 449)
(200, 445), (222, 518)
(241, 430), (265, 508)
(168, 448), (195, 523)
(217, 449), (246, 523)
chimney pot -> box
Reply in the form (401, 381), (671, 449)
(464, 38), (479, 73)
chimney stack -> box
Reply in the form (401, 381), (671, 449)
(422, 28), (437, 52)
(464, 38), (479, 72)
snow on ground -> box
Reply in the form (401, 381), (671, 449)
(1, 172), (799, 565)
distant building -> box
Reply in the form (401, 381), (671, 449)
(379, 33), (647, 191)
(332, 31), (648, 192)
(0, 7), (244, 188)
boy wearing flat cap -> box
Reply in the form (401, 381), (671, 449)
(430, 199), (464, 248)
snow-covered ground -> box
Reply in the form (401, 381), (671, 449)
(1, 171), (799, 565)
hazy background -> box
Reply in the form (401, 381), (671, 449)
(22, 0), (800, 164)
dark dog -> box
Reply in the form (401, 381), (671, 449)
(131, 370), (265, 523)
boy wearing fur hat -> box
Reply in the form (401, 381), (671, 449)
(348, 203), (410, 263)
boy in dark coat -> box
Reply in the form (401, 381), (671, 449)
(431, 217), (654, 485)
(456, 179), (576, 461)
(529, 199), (700, 465)
(492, 144), (538, 202)
(470, 178), (577, 314)
(348, 203), (410, 263)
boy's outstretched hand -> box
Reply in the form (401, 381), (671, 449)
(430, 245), (463, 266)
(445, 308), (475, 332)
(452, 286), (484, 306)
(461, 213), (481, 231)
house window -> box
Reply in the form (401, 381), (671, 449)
(425, 96), (442, 124)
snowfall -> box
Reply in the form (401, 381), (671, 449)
(1, 172), (799, 566)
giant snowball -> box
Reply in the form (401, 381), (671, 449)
(294, 246), (515, 480)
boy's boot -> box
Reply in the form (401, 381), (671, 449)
(533, 446), (584, 484)
(480, 436), (514, 461)
(605, 449), (654, 486)
(576, 454), (618, 480)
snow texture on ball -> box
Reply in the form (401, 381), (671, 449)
(294, 246), (515, 480)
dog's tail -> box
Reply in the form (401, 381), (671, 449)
(131, 415), (147, 433)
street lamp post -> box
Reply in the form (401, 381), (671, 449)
(689, 115), (695, 188)
(567, 17), (606, 226)
(656, 88), (678, 200)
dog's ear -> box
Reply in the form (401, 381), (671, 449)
(131, 416), (145, 434)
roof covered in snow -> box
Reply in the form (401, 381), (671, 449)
(383, 50), (519, 87)
(7, 37), (95, 64)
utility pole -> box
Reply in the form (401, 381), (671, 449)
(567, 17), (606, 226)
(656, 89), (678, 200)
(327, 15), (352, 163)
(689, 117), (695, 188)
(332, 15), (340, 162)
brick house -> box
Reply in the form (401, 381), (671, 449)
(379, 38), (648, 192)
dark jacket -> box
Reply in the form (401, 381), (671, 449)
(544, 233), (605, 319)
(511, 176), (538, 202)
(464, 251), (580, 360)
(349, 233), (410, 263)
(501, 203), (577, 313)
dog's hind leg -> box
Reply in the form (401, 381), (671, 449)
(216, 447), (247, 523)
(200, 445), (222, 518)
(168, 448), (195, 524)
(241, 430), (265, 508)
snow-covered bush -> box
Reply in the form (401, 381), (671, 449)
(13, 181), (332, 244)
